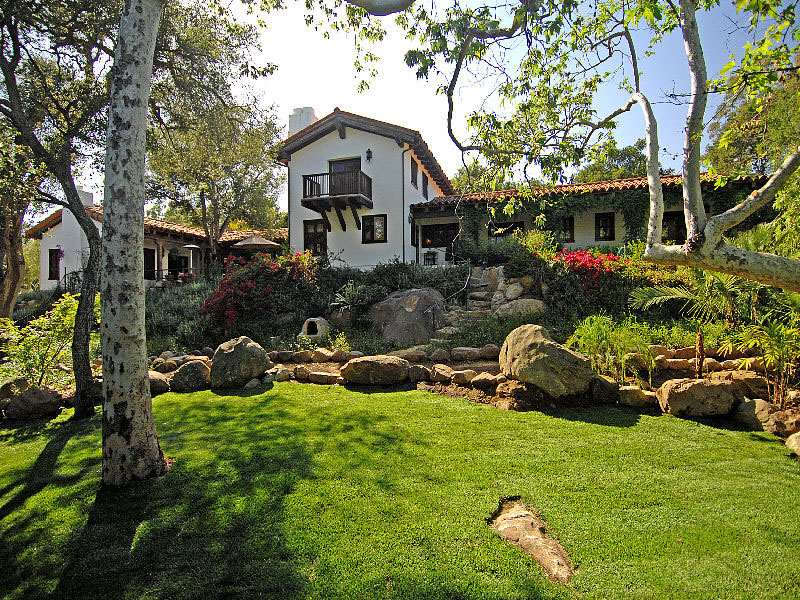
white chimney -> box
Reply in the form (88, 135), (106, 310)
(288, 107), (317, 137)
(76, 185), (94, 207)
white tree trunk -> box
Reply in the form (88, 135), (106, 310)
(101, 0), (167, 486)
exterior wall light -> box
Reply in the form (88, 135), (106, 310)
(366, 148), (372, 162)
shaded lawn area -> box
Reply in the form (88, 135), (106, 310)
(1, 383), (799, 600)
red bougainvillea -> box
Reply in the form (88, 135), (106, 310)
(201, 252), (317, 334)
(553, 250), (626, 293)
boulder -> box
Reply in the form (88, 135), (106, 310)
(261, 372), (274, 385)
(429, 349), (450, 362)
(672, 347), (696, 360)
(649, 345), (674, 359)
(408, 365), (431, 383)
(330, 349), (348, 363)
(0, 397), (10, 415)
(391, 348), (428, 363)
(618, 386), (658, 409)
(664, 358), (691, 371)
(504, 282), (524, 301)
(345, 351), (365, 361)
(590, 376), (619, 405)
(368, 288), (445, 346)
(161, 360), (178, 373)
(708, 370), (770, 400)
(480, 344), (501, 360)
(4, 386), (62, 419)
(271, 367), (292, 382)
(171, 360), (211, 393)
(202, 347), (215, 358)
(786, 432), (800, 455)
(733, 398), (779, 431)
(452, 369), (477, 385)
(148, 371), (170, 396)
(292, 350), (313, 363)
(340, 355), (410, 386)
(499, 325), (594, 399)
(765, 409), (800, 438)
(211, 337), (272, 389)
(656, 378), (742, 417)
(308, 371), (342, 385)
(451, 347), (482, 362)
(276, 351), (295, 362)
(243, 378), (262, 389)
(496, 380), (528, 399)
(471, 372), (501, 393)
(294, 365), (311, 380)
(430, 364), (455, 383)
(160, 350), (175, 360)
(312, 348), (335, 363)
(493, 298), (547, 318)
(0, 377), (29, 399)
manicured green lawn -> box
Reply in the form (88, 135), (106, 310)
(1, 383), (799, 600)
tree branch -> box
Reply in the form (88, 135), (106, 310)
(703, 147), (800, 246)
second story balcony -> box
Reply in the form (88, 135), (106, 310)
(301, 170), (373, 211)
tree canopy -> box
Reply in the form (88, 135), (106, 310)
(572, 138), (675, 183)
(387, 0), (800, 290)
(146, 101), (285, 259)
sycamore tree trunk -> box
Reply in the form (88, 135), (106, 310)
(101, 0), (167, 486)
(0, 209), (24, 318)
(642, 0), (800, 291)
(58, 177), (103, 419)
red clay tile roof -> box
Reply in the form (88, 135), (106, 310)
(411, 173), (766, 209)
(278, 108), (455, 196)
(26, 206), (287, 245)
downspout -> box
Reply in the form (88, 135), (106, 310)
(401, 145), (411, 263)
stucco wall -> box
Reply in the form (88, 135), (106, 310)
(39, 213), (99, 290)
(286, 128), (444, 268)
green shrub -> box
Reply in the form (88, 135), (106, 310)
(721, 321), (800, 408)
(0, 293), (100, 389)
(145, 277), (222, 355)
(567, 315), (655, 385)
(12, 288), (62, 326)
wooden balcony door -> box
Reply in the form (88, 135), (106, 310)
(329, 158), (361, 196)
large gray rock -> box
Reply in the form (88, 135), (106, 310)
(148, 371), (170, 396)
(499, 325), (594, 399)
(656, 378), (743, 417)
(786, 432), (800, 455)
(340, 355), (409, 386)
(171, 360), (211, 393)
(618, 386), (658, 409)
(0, 377), (29, 400)
(733, 398), (779, 431)
(708, 370), (770, 400)
(493, 298), (546, 318)
(765, 408), (800, 438)
(211, 337), (272, 389)
(4, 386), (62, 419)
(368, 288), (445, 346)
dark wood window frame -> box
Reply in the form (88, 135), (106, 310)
(144, 248), (156, 280)
(410, 159), (418, 188)
(422, 173), (429, 199)
(662, 210), (687, 243)
(595, 212), (616, 242)
(303, 219), (327, 256)
(48, 248), (61, 281)
(362, 214), (388, 244)
(560, 216), (575, 243)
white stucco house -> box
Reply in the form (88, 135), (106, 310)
(26, 187), (287, 290)
(280, 109), (764, 267)
(278, 108), (456, 268)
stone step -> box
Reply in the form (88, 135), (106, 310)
(467, 300), (492, 310)
(467, 310), (490, 319)
(468, 291), (492, 301)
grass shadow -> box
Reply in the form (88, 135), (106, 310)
(50, 395), (312, 600)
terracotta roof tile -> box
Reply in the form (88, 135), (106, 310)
(411, 173), (766, 209)
(26, 205), (286, 245)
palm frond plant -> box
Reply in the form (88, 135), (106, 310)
(720, 321), (800, 409)
(629, 268), (764, 326)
